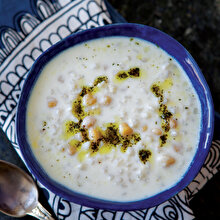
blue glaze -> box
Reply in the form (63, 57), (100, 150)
(16, 23), (214, 210)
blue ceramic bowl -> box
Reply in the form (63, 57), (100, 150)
(16, 23), (214, 210)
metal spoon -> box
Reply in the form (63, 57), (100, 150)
(0, 160), (55, 219)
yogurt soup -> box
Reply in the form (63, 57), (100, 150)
(27, 37), (201, 201)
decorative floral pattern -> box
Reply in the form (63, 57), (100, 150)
(0, 0), (219, 219)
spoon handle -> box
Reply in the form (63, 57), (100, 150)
(28, 202), (55, 220)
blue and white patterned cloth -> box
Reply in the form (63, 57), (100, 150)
(0, 1), (219, 219)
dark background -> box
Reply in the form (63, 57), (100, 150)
(108, 0), (220, 219)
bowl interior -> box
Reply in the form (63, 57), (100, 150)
(16, 23), (214, 210)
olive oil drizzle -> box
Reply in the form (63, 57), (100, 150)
(64, 72), (146, 162)
(66, 76), (108, 137)
(85, 123), (141, 155)
(151, 84), (173, 146)
(115, 67), (140, 81)
(139, 149), (152, 164)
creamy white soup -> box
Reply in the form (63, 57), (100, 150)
(27, 37), (201, 201)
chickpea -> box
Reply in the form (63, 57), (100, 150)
(152, 128), (162, 135)
(89, 127), (101, 142)
(83, 93), (97, 106)
(47, 99), (57, 108)
(170, 118), (177, 129)
(119, 122), (133, 136)
(142, 125), (148, 132)
(68, 145), (77, 155)
(81, 116), (96, 128)
(173, 145), (181, 152)
(165, 156), (176, 167)
(109, 85), (117, 93)
(103, 96), (112, 105)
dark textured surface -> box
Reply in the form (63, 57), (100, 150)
(108, 0), (220, 219)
